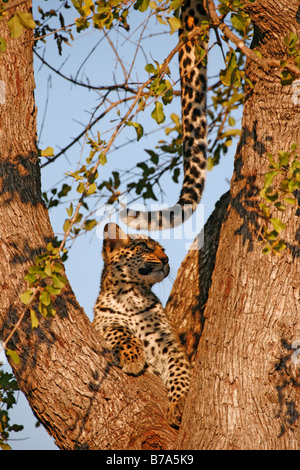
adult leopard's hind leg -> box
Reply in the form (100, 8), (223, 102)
(166, 350), (191, 428)
(101, 324), (146, 375)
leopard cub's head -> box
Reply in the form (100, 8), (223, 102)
(102, 223), (169, 285)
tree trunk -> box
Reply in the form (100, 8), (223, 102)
(165, 192), (230, 366)
(1, 0), (299, 451)
(173, 0), (300, 449)
(0, 4), (177, 450)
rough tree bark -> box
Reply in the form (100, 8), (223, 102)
(0, 0), (299, 451)
(0, 3), (177, 450)
(170, 0), (300, 450)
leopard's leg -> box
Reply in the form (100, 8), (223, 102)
(141, 321), (191, 429)
(165, 349), (191, 429)
(102, 324), (146, 375)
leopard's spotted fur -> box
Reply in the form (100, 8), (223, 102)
(93, 223), (191, 428)
(121, 0), (208, 230)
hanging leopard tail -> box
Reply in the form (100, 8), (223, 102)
(120, 0), (208, 231)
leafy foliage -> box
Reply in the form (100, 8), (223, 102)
(0, 0), (299, 444)
(0, 368), (23, 450)
(259, 144), (300, 254)
(21, 242), (68, 323)
(281, 32), (300, 85)
(34, 1), (73, 54)
(0, 0), (36, 53)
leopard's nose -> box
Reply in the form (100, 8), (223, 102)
(161, 255), (169, 265)
(154, 246), (169, 265)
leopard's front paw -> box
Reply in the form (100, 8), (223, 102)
(117, 338), (146, 375)
(121, 356), (145, 375)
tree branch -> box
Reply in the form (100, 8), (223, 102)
(205, 0), (300, 77)
(3, 0), (28, 11)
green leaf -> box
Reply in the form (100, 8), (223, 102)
(273, 239), (287, 253)
(134, 0), (149, 12)
(172, 168), (180, 183)
(10, 424), (24, 432)
(278, 153), (290, 167)
(46, 286), (62, 296)
(44, 260), (52, 277)
(260, 187), (278, 202)
(24, 272), (37, 284)
(270, 217), (286, 233)
(99, 153), (107, 165)
(283, 196), (296, 205)
(169, 0), (183, 11)
(228, 116), (236, 127)
(162, 81), (173, 105)
(39, 300), (56, 318)
(28, 266), (47, 278)
(284, 32), (298, 53)
(7, 15), (23, 39)
(6, 349), (20, 365)
(133, 122), (144, 141)
(77, 182), (85, 193)
(30, 309), (39, 329)
(275, 201), (286, 211)
(220, 50), (238, 86)
(83, 219), (97, 231)
(52, 262), (64, 273)
(0, 37), (7, 53)
(109, 171), (120, 189)
(40, 290), (51, 306)
(145, 149), (159, 164)
(145, 63), (157, 74)
(207, 156), (215, 171)
(221, 129), (241, 138)
(86, 182), (97, 195)
(264, 170), (277, 189)
(262, 244), (271, 255)
(46, 242), (54, 252)
(167, 16), (181, 34)
(143, 182), (157, 200)
(259, 202), (270, 218)
(58, 184), (71, 198)
(265, 230), (277, 241)
(66, 203), (73, 217)
(288, 179), (300, 191)
(52, 273), (67, 289)
(81, 0), (94, 16)
(19, 290), (33, 305)
(149, 0), (157, 9)
(63, 219), (71, 233)
(151, 101), (165, 124)
(280, 70), (295, 86)
(17, 11), (36, 30)
(230, 14), (246, 32)
(126, 121), (144, 141)
(291, 142), (298, 152)
(156, 15), (167, 25)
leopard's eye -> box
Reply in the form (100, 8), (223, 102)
(136, 241), (151, 250)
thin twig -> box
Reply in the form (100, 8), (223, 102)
(23, 20), (77, 44)
(0, 287), (41, 355)
(104, 29), (129, 83)
(40, 95), (136, 168)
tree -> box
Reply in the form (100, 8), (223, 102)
(0, 0), (299, 450)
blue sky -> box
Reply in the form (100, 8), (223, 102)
(3, 0), (239, 450)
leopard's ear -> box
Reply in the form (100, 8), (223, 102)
(103, 223), (130, 255)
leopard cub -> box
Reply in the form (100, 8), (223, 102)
(93, 222), (191, 428)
